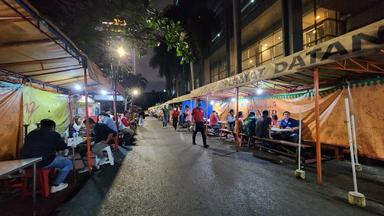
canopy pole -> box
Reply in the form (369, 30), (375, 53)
(205, 96), (209, 138)
(113, 63), (119, 150)
(83, 65), (92, 174)
(314, 67), (322, 184)
(235, 87), (240, 152)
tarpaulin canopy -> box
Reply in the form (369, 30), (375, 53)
(191, 18), (384, 98)
(0, 0), (125, 96)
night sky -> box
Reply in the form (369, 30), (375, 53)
(137, 0), (173, 92)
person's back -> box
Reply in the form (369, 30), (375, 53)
(210, 113), (218, 127)
(244, 113), (256, 137)
(21, 119), (72, 193)
(22, 128), (66, 168)
(255, 116), (272, 138)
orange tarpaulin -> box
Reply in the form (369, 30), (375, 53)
(213, 84), (384, 160)
(0, 82), (23, 160)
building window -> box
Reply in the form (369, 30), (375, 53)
(210, 59), (227, 82)
(241, 29), (283, 70)
(302, 8), (340, 48)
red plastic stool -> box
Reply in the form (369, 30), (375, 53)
(21, 168), (56, 198)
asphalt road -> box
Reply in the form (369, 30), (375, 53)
(56, 117), (383, 216)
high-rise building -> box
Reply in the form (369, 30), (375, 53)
(201, 0), (384, 86)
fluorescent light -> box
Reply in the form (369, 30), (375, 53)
(231, 98), (236, 102)
(210, 100), (215, 105)
(256, 88), (263, 95)
(100, 90), (108, 95)
(251, 0), (255, 3)
(74, 84), (82, 91)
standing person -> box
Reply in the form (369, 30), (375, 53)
(227, 109), (236, 133)
(192, 100), (209, 148)
(21, 119), (72, 193)
(185, 105), (192, 129)
(172, 107), (180, 130)
(138, 109), (145, 127)
(162, 105), (169, 128)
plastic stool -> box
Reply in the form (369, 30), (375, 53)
(21, 168), (55, 198)
(95, 145), (114, 169)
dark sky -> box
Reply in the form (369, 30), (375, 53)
(137, 0), (173, 92)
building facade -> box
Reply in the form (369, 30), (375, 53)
(201, 0), (384, 86)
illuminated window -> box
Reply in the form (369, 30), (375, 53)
(241, 29), (283, 70)
(302, 8), (340, 48)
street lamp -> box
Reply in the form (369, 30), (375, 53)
(132, 89), (140, 96)
(116, 46), (126, 58)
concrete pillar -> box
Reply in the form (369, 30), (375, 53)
(282, 0), (303, 55)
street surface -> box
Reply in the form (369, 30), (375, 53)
(56, 117), (383, 216)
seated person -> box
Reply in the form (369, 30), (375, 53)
(99, 112), (117, 132)
(243, 112), (257, 137)
(278, 111), (299, 143)
(210, 110), (220, 129)
(69, 116), (83, 137)
(76, 118), (115, 173)
(255, 110), (272, 138)
(271, 114), (279, 128)
(21, 119), (72, 193)
(227, 109), (235, 132)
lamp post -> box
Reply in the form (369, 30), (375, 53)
(112, 46), (126, 136)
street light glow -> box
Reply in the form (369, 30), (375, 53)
(116, 46), (126, 57)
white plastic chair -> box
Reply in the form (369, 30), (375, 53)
(95, 145), (114, 169)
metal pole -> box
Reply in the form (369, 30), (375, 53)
(83, 66), (92, 174)
(347, 82), (360, 166)
(235, 87), (240, 151)
(345, 98), (358, 192)
(113, 63), (119, 150)
(32, 162), (36, 216)
(205, 96), (209, 138)
(298, 111), (302, 169)
(314, 67), (322, 184)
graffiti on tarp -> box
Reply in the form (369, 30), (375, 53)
(24, 101), (40, 124)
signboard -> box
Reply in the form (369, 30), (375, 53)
(191, 19), (384, 97)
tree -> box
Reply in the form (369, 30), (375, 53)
(29, 0), (193, 89)
(149, 2), (220, 94)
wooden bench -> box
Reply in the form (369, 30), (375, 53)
(252, 136), (313, 163)
(302, 140), (346, 160)
(219, 128), (233, 139)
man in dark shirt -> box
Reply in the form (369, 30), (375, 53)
(192, 99), (208, 148)
(21, 119), (72, 193)
(255, 110), (272, 138)
(77, 118), (115, 173)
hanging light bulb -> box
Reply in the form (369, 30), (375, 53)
(256, 88), (263, 95)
